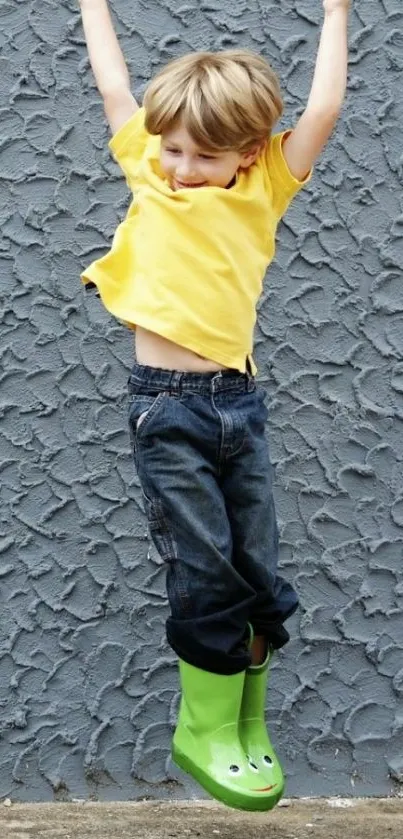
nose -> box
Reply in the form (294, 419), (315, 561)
(176, 157), (196, 179)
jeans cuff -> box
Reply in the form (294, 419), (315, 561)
(251, 622), (290, 650)
(166, 618), (251, 676)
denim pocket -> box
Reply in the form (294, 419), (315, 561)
(128, 391), (166, 436)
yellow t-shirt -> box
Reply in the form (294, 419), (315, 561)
(82, 108), (310, 372)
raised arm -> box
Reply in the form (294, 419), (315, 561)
(282, 0), (350, 180)
(79, 0), (138, 134)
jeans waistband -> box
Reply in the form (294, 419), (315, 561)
(129, 362), (256, 395)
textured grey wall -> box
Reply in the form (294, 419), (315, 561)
(0, 0), (402, 803)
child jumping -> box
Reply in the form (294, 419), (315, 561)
(78, 0), (350, 811)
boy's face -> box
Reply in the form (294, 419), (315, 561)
(160, 122), (260, 191)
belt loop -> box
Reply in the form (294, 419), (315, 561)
(211, 370), (222, 392)
(245, 357), (252, 391)
(174, 371), (183, 395)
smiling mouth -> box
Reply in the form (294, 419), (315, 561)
(174, 180), (207, 189)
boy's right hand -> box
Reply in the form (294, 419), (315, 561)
(79, 0), (139, 134)
(323, 0), (351, 11)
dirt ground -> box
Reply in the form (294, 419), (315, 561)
(0, 799), (402, 839)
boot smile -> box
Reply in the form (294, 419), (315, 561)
(253, 784), (278, 792)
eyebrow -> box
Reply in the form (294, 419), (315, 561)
(163, 142), (219, 155)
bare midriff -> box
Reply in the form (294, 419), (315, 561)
(135, 326), (227, 373)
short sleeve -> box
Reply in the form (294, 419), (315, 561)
(263, 130), (312, 220)
(108, 107), (150, 188)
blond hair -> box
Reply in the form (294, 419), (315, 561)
(143, 50), (283, 153)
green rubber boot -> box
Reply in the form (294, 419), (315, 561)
(172, 659), (280, 811)
(238, 648), (285, 806)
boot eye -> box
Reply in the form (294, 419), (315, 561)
(229, 764), (240, 774)
(263, 755), (273, 766)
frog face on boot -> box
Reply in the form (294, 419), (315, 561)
(239, 647), (285, 797)
(173, 659), (282, 811)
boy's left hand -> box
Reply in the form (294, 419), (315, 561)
(282, 0), (350, 181)
(323, 0), (350, 11)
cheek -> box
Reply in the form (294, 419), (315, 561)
(160, 155), (168, 170)
(207, 161), (227, 179)
(215, 163), (236, 184)
(160, 153), (174, 173)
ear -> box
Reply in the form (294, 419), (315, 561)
(238, 144), (263, 169)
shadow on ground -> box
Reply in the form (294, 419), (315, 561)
(0, 799), (402, 839)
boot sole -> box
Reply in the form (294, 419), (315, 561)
(172, 745), (283, 812)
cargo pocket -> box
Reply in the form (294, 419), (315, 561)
(143, 493), (190, 615)
(143, 494), (176, 560)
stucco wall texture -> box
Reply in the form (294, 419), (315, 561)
(0, 0), (402, 803)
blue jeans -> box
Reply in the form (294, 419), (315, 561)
(128, 363), (298, 675)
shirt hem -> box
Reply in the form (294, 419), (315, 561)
(81, 272), (252, 373)
(135, 315), (252, 374)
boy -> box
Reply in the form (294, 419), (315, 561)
(78, 0), (349, 811)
